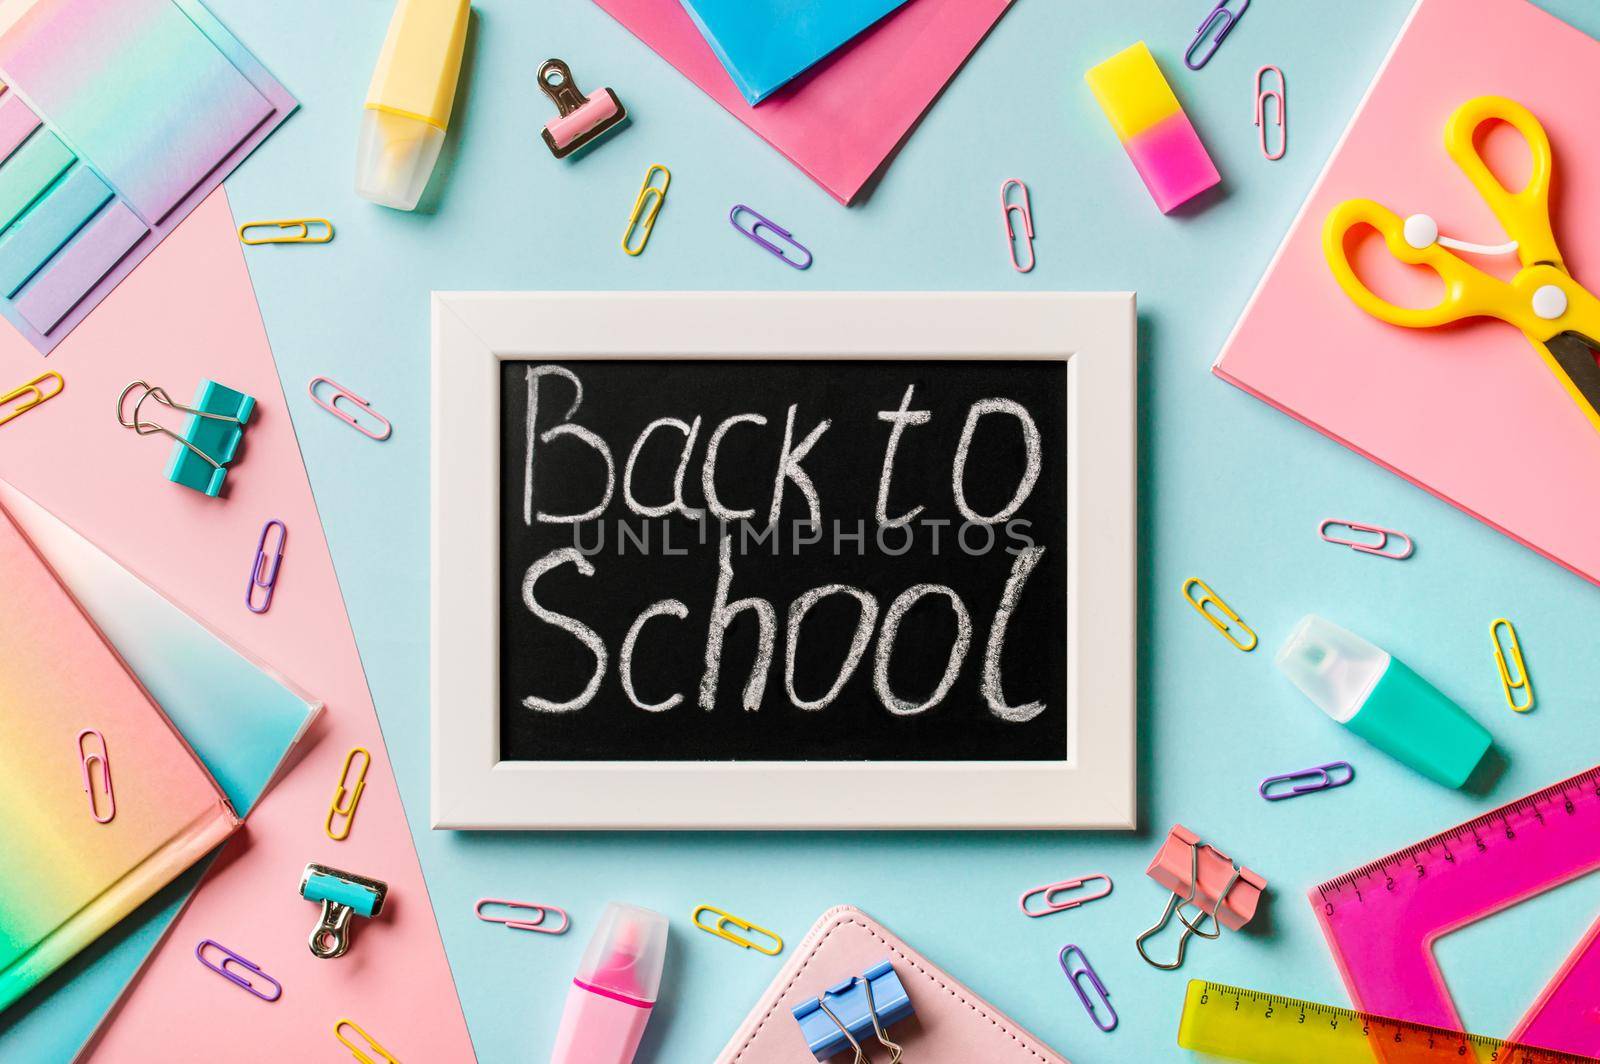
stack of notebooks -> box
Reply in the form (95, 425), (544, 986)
(0, 481), (317, 1059)
(594, 0), (1014, 204)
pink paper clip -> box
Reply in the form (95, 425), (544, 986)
(77, 728), (114, 824)
(1259, 761), (1354, 801)
(475, 898), (570, 935)
(1254, 65), (1286, 161)
(247, 519), (286, 614)
(1136, 824), (1266, 970)
(309, 377), (393, 441)
(196, 939), (283, 1001)
(1001, 179), (1035, 273)
(1019, 874), (1112, 917)
(1318, 518), (1414, 560)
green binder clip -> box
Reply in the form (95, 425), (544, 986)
(117, 379), (255, 497)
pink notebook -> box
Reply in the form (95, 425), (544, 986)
(715, 905), (1071, 1063)
(1213, 0), (1600, 587)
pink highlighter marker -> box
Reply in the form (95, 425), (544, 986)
(551, 903), (669, 1064)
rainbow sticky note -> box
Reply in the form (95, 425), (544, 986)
(1086, 42), (1220, 213)
(0, 0), (295, 353)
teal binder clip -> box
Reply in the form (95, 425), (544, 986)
(117, 379), (255, 497)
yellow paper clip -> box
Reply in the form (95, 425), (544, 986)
(335, 1019), (399, 1064)
(325, 746), (372, 841)
(1182, 578), (1257, 652)
(238, 218), (334, 245)
(1491, 618), (1533, 713)
(0, 371), (63, 427)
(692, 904), (783, 955)
(622, 164), (670, 256)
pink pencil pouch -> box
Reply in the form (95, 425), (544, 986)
(715, 904), (1071, 1063)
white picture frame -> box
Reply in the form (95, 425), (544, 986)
(431, 292), (1136, 829)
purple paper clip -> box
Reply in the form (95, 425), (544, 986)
(1185, 0), (1249, 70)
(1019, 874), (1112, 917)
(729, 205), (812, 270)
(247, 519), (286, 614)
(1259, 761), (1354, 802)
(1059, 944), (1117, 1032)
(1319, 519), (1414, 560)
(196, 939), (282, 1001)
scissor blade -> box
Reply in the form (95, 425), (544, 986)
(1543, 332), (1600, 426)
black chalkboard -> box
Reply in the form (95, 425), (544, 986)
(498, 360), (1067, 762)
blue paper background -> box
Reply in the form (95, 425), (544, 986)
(205, 1), (1600, 1060)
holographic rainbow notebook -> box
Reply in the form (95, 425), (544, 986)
(0, 481), (318, 1058)
(0, 501), (240, 1015)
(0, 0), (295, 353)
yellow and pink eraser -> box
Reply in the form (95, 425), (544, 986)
(1086, 42), (1220, 213)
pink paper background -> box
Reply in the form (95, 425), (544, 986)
(590, 0), (1012, 205)
(0, 190), (472, 1060)
(1213, 0), (1600, 588)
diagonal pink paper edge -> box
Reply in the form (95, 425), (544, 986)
(0, 188), (475, 1061)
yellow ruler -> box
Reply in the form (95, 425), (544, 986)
(1176, 981), (1600, 1064)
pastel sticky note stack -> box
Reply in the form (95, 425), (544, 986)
(0, 0), (295, 353)
(1086, 41), (1219, 213)
(678, 0), (913, 105)
(0, 0), (275, 224)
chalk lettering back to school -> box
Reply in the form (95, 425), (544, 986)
(497, 360), (1068, 762)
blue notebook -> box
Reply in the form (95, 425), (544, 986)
(0, 481), (318, 1062)
(678, 0), (914, 104)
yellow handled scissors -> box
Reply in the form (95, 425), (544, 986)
(1324, 95), (1600, 436)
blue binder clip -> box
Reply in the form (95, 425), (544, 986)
(117, 379), (255, 497)
(791, 960), (914, 1061)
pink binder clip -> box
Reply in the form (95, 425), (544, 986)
(1318, 519), (1413, 560)
(475, 898), (570, 935)
(309, 377), (392, 441)
(1136, 824), (1265, 970)
(538, 58), (627, 159)
(77, 728), (115, 824)
(1018, 874), (1112, 917)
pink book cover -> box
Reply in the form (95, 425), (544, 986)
(1212, 0), (1600, 587)
(715, 904), (1070, 1063)
(0, 500), (239, 1014)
